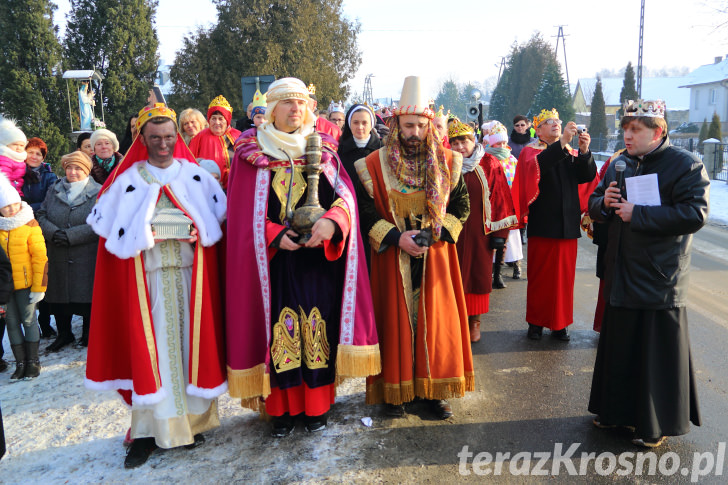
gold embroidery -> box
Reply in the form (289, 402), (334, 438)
(271, 307), (302, 373)
(442, 213), (463, 243)
(450, 150), (463, 187)
(330, 198), (351, 223)
(369, 219), (396, 252)
(301, 307), (330, 369)
(271, 167), (307, 223)
(354, 158), (373, 198)
(388, 190), (427, 219)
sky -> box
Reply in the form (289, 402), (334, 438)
(52, 0), (728, 101)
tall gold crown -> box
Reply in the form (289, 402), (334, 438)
(208, 95), (233, 114)
(533, 108), (559, 128)
(448, 118), (474, 139)
(136, 103), (177, 132)
(435, 105), (450, 118)
(307, 83), (316, 95)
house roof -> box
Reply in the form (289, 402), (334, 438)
(679, 58), (728, 87)
(576, 77), (691, 110)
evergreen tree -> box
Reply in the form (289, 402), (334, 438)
(530, 60), (574, 124)
(64, 0), (160, 135)
(617, 62), (638, 120)
(589, 77), (608, 151)
(708, 111), (722, 141)
(698, 117), (709, 152)
(0, 0), (68, 165)
(170, 0), (360, 116)
(488, 34), (556, 125)
(434, 80), (460, 119)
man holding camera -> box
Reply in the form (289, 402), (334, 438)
(354, 76), (473, 420)
(511, 108), (597, 341)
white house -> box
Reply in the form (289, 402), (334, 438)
(679, 56), (728, 128)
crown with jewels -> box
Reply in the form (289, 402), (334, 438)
(328, 100), (345, 113)
(208, 95), (233, 115)
(307, 83), (316, 95)
(435, 105), (451, 118)
(533, 108), (559, 128)
(136, 103), (177, 132)
(623, 99), (666, 118)
(448, 118), (474, 139)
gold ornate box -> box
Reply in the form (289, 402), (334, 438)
(150, 208), (194, 240)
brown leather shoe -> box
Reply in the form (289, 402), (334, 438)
(469, 317), (481, 343)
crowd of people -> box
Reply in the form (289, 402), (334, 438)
(0, 75), (710, 468)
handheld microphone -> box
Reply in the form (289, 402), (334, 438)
(614, 159), (626, 201)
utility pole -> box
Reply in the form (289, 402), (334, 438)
(496, 57), (506, 84)
(637, 0), (645, 97)
(363, 74), (374, 105)
(554, 25), (571, 92)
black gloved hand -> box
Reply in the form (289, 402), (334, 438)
(53, 230), (70, 247)
(489, 237), (506, 250)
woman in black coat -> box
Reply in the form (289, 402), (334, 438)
(37, 152), (101, 351)
(337, 104), (381, 183)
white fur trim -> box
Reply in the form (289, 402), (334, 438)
(87, 160), (227, 258)
(85, 377), (134, 392)
(186, 381), (228, 400)
(132, 387), (168, 406)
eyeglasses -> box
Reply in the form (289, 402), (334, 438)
(543, 119), (562, 126)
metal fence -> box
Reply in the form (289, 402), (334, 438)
(590, 136), (728, 181)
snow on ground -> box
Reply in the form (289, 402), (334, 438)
(0, 317), (384, 482)
(708, 179), (728, 226)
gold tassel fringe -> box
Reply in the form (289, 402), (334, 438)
(388, 190), (426, 219)
(227, 364), (270, 400)
(336, 344), (382, 377)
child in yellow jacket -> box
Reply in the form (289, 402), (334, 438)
(0, 172), (47, 380)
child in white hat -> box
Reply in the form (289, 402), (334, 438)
(0, 117), (29, 196)
(0, 172), (47, 380)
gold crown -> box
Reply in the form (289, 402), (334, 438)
(252, 89), (267, 108)
(533, 108), (559, 128)
(623, 99), (666, 118)
(435, 105), (450, 118)
(208, 95), (233, 114)
(448, 118), (474, 139)
(136, 103), (177, 132)
(307, 83), (316, 95)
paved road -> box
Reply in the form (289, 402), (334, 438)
(353, 222), (728, 484)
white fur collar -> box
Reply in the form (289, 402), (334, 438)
(87, 159), (227, 259)
(0, 202), (34, 230)
(0, 146), (27, 162)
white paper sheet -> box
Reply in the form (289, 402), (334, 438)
(625, 173), (661, 206)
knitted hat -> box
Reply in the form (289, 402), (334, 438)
(90, 129), (119, 152)
(61, 151), (92, 175)
(0, 172), (21, 209)
(198, 158), (221, 178)
(482, 121), (509, 145)
(0, 117), (27, 147)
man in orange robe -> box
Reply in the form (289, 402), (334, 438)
(354, 76), (473, 419)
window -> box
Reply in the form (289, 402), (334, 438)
(710, 88), (717, 105)
(695, 91), (700, 109)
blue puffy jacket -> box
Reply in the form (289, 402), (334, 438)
(23, 163), (58, 213)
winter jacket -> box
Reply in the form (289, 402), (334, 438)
(589, 138), (710, 309)
(23, 163), (58, 212)
(90, 151), (123, 185)
(37, 177), (100, 304)
(338, 131), (382, 183)
(0, 245), (13, 304)
(0, 202), (48, 292)
(0, 154), (26, 196)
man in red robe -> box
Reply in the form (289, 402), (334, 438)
(188, 94), (242, 189)
(85, 104), (227, 468)
(225, 78), (380, 438)
(511, 108), (597, 341)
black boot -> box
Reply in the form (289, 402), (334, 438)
(10, 344), (26, 380)
(24, 341), (41, 379)
(124, 437), (157, 469)
(493, 248), (507, 289)
(75, 317), (90, 348)
(512, 260), (521, 279)
(46, 333), (75, 353)
(304, 413), (328, 433)
(271, 413), (295, 438)
(38, 302), (56, 339)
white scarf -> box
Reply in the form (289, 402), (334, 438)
(354, 135), (371, 148)
(65, 177), (90, 203)
(0, 201), (34, 231)
(461, 143), (485, 173)
(0, 146), (27, 162)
